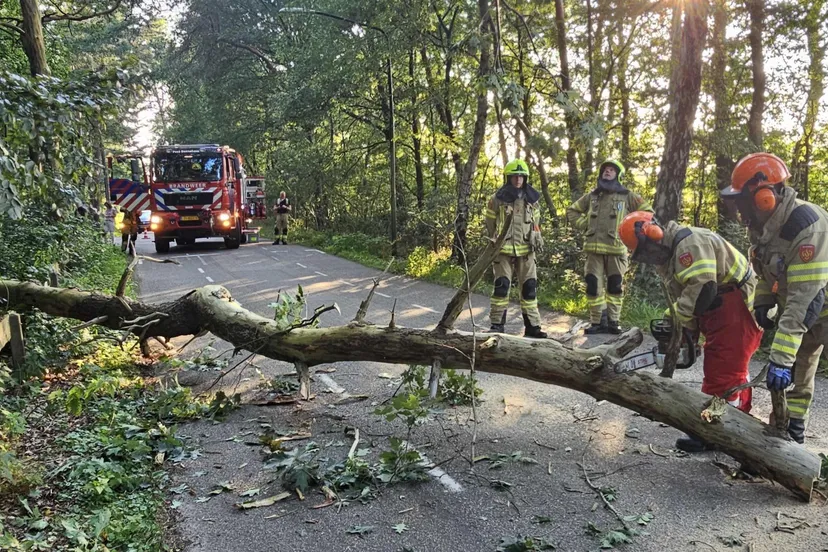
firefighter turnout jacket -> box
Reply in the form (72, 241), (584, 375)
(567, 188), (650, 256)
(485, 184), (543, 256)
(658, 221), (756, 329)
(749, 188), (828, 368)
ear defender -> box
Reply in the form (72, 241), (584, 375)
(642, 221), (664, 242)
(753, 185), (777, 212)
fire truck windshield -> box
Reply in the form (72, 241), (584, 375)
(154, 154), (223, 183)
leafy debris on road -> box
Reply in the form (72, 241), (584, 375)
(234, 492), (291, 510)
(530, 515), (552, 524)
(392, 522), (409, 534)
(488, 451), (539, 470)
(717, 534), (744, 547)
(496, 534), (556, 551)
(346, 525), (375, 535)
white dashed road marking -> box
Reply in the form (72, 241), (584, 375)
(401, 441), (462, 493)
(297, 263), (307, 269)
(304, 249), (325, 254)
(338, 280), (355, 287)
(314, 271), (328, 277)
(205, 276), (214, 283)
(411, 303), (439, 314)
(271, 256), (280, 262)
(376, 292), (391, 298)
(197, 268), (205, 274)
(316, 374), (345, 394)
(246, 260), (265, 265)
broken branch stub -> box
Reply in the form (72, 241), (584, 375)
(1, 278), (820, 501)
(437, 211), (513, 332)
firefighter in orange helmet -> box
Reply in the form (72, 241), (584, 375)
(721, 152), (828, 444)
(618, 211), (761, 452)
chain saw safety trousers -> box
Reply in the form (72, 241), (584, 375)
(697, 288), (763, 413)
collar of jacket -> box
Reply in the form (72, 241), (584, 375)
(756, 187), (798, 245)
(591, 179), (629, 195)
(496, 183), (540, 204)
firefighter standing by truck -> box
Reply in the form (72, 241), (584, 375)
(120, 209), (140, 254)
(721, 152), (828, 444)
(485, 159), (547, 339)
(618, 211), (762, 452)
(567, 161), (652, 335)
(273, 191), (291, 245)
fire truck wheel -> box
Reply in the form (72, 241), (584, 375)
(240, 233), (248, 245)
(155, 239), (171, 254)
(224, 226), (241, 250)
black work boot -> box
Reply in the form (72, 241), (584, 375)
(607, 320), (623, 335)
(675, 433), (715, 453)
(584, 323), (607, 335)
(522, 313), (548, 339)
(488, 324), (505, 333)
(788, 418), (806, 444)
(524, 325), (548, 339)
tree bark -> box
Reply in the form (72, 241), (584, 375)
(554, 0), (581, 200)
(710, 0), (736, 222)
(452, 0), (492, 264)
(583, 0), (605, 182)
(746, 0), (765, 149)
(790, 0), (825, 202)
(2, 278), (820, 501)
(20, 0), (51, 77)
(653, 1), (709, 223)
(409, 51), (425, 211)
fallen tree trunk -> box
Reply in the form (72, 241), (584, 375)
(2, 279), (821, 501)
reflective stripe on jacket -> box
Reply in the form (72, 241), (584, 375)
(566, 188), (651, 256)
(749, 188), (828, 366)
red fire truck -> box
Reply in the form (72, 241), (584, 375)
(108, 144), (263, 253)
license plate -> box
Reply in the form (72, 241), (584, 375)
(180, 215), (200, 221)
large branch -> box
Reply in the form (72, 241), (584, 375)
(42, 0), (123, 23)
(1, 279), (820, 501)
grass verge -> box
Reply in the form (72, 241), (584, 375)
(259, 222), (662, 330)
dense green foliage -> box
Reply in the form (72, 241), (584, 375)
(162, 0), (828, 312)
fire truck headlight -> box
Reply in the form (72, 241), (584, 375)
(150, 224), (159, 231)
(218, 213), (231, 222)
(150, 215), (163, 224)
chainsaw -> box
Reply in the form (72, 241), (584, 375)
(613, 319), (700, 374)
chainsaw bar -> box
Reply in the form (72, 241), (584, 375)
(613, 347), (659, 374)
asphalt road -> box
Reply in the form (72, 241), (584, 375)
(133, 235), (828, 552)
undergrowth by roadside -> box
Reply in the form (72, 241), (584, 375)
(0, 209), (212, 551)
(259, 222), (664, 331)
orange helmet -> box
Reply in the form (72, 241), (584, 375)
(619, 211), (664, 251)
(722, 153), (790, 198)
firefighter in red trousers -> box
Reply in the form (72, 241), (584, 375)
(618, 211), (762, 452)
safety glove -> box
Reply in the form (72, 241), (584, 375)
(766, 361), (792, 391)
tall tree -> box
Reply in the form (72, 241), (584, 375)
(790, 0), (826, 201)
(710, 0), (734, 220)
(452, 0), (493, 263)
(653, 0), (709, 223)
(746, 0), (765, 149)
(20, 0), (50, 76)
(554, 0), (581, 200)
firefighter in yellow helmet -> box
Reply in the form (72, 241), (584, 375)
(722, 152), (828, 444)
(485, 159), (547, 338)
(567, 160), (652, 334)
